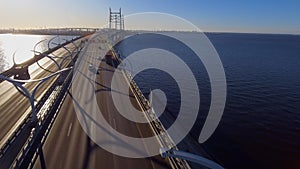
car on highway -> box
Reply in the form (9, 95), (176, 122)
(88, 64), (99, 74)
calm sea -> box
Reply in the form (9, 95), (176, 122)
(116, 32), (300, 169)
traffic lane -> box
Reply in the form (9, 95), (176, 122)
(32, 71), (153, 169)
(0, 38), (84, 140)
(82, 44), (170, 168)
(77, 62), (158, 169)
(33, 95), (89, 169)
(96, 61), (155, 138)
(93, 61), (170, 168)
(0, 52), (75, 142)
(87, 40), (170, 168)
(34, 42), (170, 169)
(33, 41), (102, 169)
(33, 94), (164, 169)
(0, 58), (72, 168)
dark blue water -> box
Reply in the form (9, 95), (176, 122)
(202, 33), (300, 169)
(116, 33), (300, 169)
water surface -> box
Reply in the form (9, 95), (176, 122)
(116, 32), (300, 169)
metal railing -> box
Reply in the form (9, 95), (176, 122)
(160, 148), (224, 169)
(0, 34), (88, 83)
(111, 49), (191, 169)
(0, 35), (88, 168)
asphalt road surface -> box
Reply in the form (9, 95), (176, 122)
(0, 42), (82, 148)
(33, 33), (172, 169)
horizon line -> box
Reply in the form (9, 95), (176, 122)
(0, 28), (299, 36)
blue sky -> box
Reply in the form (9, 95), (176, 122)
(0, 0), (299, 34)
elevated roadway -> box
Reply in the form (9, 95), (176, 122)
(33, 33), (174, 169)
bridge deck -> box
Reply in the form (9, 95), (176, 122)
(0, 43), (79, 146)
(32, 34), (172, 169)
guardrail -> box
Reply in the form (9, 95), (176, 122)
(160, 148), (224, 169)
(111, 51), (191, 169)
(13, 67), (75, 169)
(0, 36), (87, 169)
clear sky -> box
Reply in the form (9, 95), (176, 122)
(0, 0), (299, 34)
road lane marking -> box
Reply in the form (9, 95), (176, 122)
(0, 85), (53, 149)
(67, 123), (73, 137)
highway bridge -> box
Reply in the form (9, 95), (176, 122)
(0, 30), (185, 169)
(0, 28), (100, 36)
(0, 30), (223, 169)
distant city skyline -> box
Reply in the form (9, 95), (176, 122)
(0, 0), (299, 34)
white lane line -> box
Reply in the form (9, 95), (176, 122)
(0, 81), (55, 149)
(67, 123), (73, 137)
